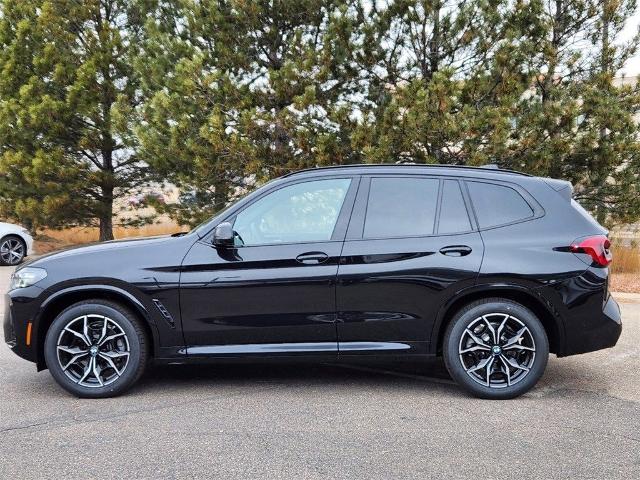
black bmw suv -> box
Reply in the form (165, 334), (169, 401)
(4, 164), (621, 399)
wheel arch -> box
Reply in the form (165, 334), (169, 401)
(431, 284), (564, 356)
(1, 231), (27, 244)
(34, 285), (158, 371)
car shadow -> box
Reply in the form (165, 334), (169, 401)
(17, 354), (616, 402)
(132, 356), (458, 394)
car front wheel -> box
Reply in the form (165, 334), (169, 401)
(443, 298), (549, 400)
(0, 235), (26, 266)
(44, 300), (148, 398)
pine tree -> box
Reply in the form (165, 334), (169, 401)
(0, 0), (148, 239)
(2, 0), (639, 232)
(505, 0), (640, 225)
(346, 0), (526, 165)
(137, 0), (360, 225)
(577, 0), (640, 224)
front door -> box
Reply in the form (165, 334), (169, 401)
(336, 176), (484, 355)
(180, 176), (357, 356)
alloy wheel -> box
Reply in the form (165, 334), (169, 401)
(458, 313), (536, 388)
(0, 238), (25, 265)
(56, 314), (130, 388)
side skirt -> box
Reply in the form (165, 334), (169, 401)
(153, 341), (434, 365)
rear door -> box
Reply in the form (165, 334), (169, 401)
(336, 176), (484, 355)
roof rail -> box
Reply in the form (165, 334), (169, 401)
(282, 163), (530, 178)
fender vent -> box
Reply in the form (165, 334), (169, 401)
(152, 299), (176, 328)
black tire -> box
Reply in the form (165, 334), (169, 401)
(0, 235), (26, 266)
(443, 298), (549, 400)
(44, 300), (149, 398)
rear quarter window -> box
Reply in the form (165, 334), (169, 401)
(438, 180), (472, 234)
(467, 181), (533, 228)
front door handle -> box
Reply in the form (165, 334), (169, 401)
(296, 251), (329, 265)
(439, 245), (472, 257)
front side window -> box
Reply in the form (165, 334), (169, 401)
(364, 177), (439, 238)
(467, 181), (533, 228)
(233, 178), (351, 246)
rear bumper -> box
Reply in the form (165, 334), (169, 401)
(560, 293), (622, 357)
(536, 266), (622, 357)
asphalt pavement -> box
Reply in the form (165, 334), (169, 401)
(1, 264), (639, 479)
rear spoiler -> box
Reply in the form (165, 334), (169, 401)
(542, 177), (573, 201)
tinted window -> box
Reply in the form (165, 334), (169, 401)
(364, 177), (439, 238)
(438, 180), (471, 234)
(233, 178), (351, 245)
(467, 181), (533, 228)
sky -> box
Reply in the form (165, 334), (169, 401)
(619, 11), (640, 76)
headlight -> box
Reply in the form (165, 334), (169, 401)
(21, 228), (31, 237)
(9, 267), (47, 290)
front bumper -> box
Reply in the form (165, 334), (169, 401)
(3, 289), (42, 364)
(3, 294), (17, 348)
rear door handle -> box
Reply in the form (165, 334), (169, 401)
(439, 245), (472, 257)
(296, 251), (329, 265)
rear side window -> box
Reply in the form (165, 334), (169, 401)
(438, 180), (472, 234)
(467, 181), (533, 228)
(364, 177), (439, 238)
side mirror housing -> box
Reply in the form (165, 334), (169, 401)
(213, 222), (234, 247)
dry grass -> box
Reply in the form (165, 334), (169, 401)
(34, 223), (182, 254)
(609, 244), (640, 293)
(610, 244), (640, 274)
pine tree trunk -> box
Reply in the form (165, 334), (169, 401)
(96, 2), (115, 243)
(99, 184), (114, 241)
(429, 3), (440, 78)
(99, 146), (115, 241)
(99, 206), (114, 241)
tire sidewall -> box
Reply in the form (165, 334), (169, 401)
(44, 302), (144, 398)
(444, 300), (549, 400)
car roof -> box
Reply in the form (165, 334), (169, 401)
(282, 163), (531, 180)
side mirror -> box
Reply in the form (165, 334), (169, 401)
(213, 222), (235, 247)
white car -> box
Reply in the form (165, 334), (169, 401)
(0, 222), (34, 266)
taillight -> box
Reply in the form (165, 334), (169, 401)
(570, 235), (612, 267)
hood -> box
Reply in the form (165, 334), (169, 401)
(0, 221), (25, 231)
(26, 235), (174, 267)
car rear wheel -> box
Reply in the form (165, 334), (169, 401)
(443, 298), (549, 399)
(0, 235), (26, 266)
(44, 300), (148, 398)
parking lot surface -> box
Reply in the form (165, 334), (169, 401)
(1, 265), (639, 479)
